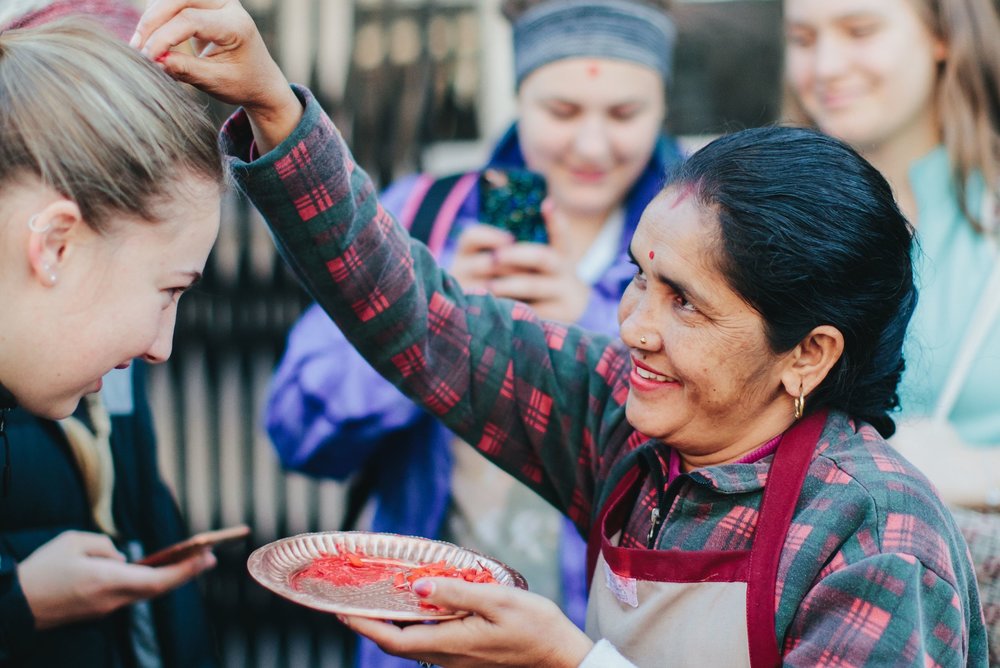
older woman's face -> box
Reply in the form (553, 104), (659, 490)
(617, 188), (793, 456)
(517, 57), (665, 223)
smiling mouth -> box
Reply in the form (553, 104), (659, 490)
(634, 365), (676, 383)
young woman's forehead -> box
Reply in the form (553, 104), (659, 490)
(521, 58), (663, 98)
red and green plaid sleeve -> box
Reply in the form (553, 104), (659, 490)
(222, 87), (640, 534)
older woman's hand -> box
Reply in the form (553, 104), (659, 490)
(18, 531), (216, 630)
(132, 0), (301, 153)
(338, 577), (593, 668)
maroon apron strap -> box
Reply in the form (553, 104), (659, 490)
(746, 409), (829, 668)
(587, 467), (643, 588)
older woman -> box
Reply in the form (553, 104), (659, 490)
(135, 0), (988, 665)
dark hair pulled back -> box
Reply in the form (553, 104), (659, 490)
(674, 126), (917, 437)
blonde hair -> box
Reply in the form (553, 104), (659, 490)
(0, 19), (224, 230)
(782, 0), (1000, 234)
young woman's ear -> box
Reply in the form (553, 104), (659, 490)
(25, 199), (84, 287)
(780, 325), (845, 401)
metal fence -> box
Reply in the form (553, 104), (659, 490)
(145, 1), (782, 666)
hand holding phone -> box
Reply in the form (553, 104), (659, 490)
(478, 168), (548, 244)
(138, 525), (250, 567)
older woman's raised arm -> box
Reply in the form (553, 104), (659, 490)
(136, 0), (635, 529)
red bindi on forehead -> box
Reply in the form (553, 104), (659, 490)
(648, 250), (655, 260)
(586, 61), (601, 78)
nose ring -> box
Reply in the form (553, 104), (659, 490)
(640, 336), (647, 345)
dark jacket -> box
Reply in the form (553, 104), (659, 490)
(0, 364), (216, 667)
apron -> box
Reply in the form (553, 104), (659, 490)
(585, 411), (828, 667)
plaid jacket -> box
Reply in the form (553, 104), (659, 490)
(223, 87), (988, 667)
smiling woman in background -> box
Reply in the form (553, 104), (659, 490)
(783, 3), (1000, 660)
(783, 0), (1000, 502)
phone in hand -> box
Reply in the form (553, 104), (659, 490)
(478, 168), (549, 243)
(137, 525), (251, 567)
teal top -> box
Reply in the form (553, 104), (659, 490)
(898, 146), (1000, 444)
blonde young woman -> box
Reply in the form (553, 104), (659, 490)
(783, 0), (1000, 506)
(0, 17), (223, 666)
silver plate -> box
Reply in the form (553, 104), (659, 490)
(247, 531), (529, 621)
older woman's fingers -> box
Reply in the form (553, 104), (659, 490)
(337, 615), (442, 659)
(410, 578), (517, 621)
(132, 0), (223, 49)
(137, 3), (252, 65)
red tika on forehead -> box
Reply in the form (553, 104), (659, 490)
(669, 182), (697, 208)
(586, 62), (601, 78)
(649, 251), (655, 260)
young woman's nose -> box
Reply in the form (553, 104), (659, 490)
(572, 114), (612, 162)
(813, 33), (850, 80)
(142, 313), (177, 364)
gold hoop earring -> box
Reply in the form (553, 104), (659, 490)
(794, 382), (806, 420)
(639, 336), (647, 345)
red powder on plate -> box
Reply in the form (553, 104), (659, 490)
(292, 551), (497, 595)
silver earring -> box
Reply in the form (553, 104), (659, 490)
(27, 214), (51, 233)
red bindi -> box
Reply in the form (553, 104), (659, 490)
(648, 250), (655, 260)
(586, 62), (600, 78)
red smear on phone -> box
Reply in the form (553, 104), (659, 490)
(155, 52), (169, 63)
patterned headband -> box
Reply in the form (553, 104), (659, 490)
(512, 0), (676, 87)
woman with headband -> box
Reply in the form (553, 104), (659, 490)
(265, 3), (679, 665)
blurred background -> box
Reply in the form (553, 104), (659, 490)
(148, 0), (783, 665)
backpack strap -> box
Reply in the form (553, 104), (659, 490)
(408, 172), (478, 253)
